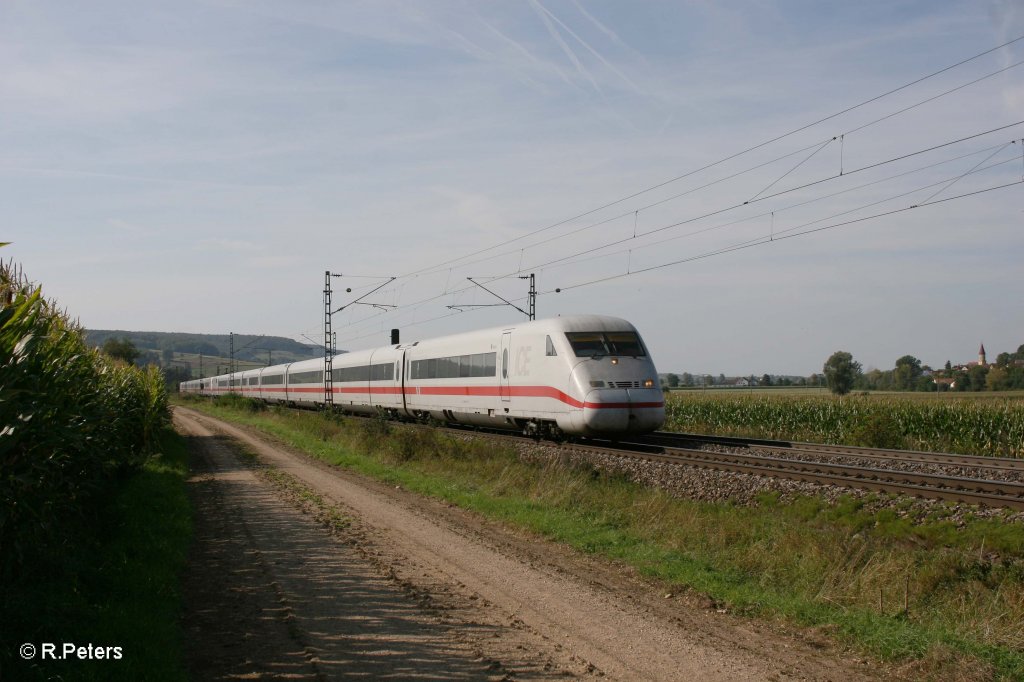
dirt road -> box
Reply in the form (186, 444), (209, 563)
(175, 406), (879, 681)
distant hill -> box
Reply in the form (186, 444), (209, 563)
(86, 330), (326, 379)
(86, 330), (322, 359)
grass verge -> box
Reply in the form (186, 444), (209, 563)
(180, 396), (1024, 680)
(0, 427), (192, 681)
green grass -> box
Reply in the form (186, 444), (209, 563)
(180, 396), (1024, 680)
(0, 428), (192, 681)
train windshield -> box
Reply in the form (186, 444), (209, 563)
(565, 331), (645, 357)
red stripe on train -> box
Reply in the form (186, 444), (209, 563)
(200, 385), (662, 409)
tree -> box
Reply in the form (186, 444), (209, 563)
(102, 337), (140, 365)
(986, 366), (1009, 391)
(823, 351), (862, 396)
(894, 355), (923, 391)
(862, 368), (886, 391)
(162, 365), (192, 389)
(760, 373), (772, 387)
(967, 364), (989, 392)
(944, 360), (952, 371)
(666, 373), (680, 388)
(681, 372), (694, 387)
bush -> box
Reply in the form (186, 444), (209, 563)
(217, 393), (266, 413)
(851, 413), (906, 449)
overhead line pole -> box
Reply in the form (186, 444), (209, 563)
(324, 271), (340, 411)
(323, 272), (397, 410)
(451, 274), (536, 320)
(520, 273), (536, 321)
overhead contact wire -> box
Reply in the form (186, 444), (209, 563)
(396, 33), (1024, 278)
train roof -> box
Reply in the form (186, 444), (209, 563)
(401, 315), (637, 348)
(195, 315), (641, 383)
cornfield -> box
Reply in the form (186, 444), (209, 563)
(664, 392), (1024, 457)
(0, 257), (169, 577)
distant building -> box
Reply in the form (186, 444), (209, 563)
(952, 342), (990, 371)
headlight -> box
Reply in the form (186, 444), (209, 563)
(643, 379), (655, 388)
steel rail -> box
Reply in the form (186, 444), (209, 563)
(563, 441), (1024, 511)
(637, 432), (1024, 472)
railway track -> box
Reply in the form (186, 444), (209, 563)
(183, 398), (1024, 511)
(576, 432), (1024, 510)
(638, 431), (1024, 472)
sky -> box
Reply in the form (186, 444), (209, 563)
(4, 0), (1023, 376)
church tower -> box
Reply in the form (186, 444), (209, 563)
(979, 343), (987, 367)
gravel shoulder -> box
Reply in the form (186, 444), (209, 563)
(175, 406), (884, 681)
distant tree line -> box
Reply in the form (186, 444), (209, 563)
(661, 372), (816, 389)
(822, 344), (1024, 395)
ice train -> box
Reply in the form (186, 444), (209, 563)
(180, 315), (665, 437)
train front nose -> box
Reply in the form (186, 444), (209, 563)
(582, 388), (631, 433)
(582, 387), (665, 435)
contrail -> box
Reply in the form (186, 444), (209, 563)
(528, 0), (600, 92)
(473, 11), (573, 89)
(535, 0), (645, 95)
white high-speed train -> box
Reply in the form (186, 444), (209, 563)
(181, 315), (665, 437)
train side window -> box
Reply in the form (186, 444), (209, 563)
(471, 353), (485, 377)
(502, 349), (508, 379)
(545, 335), (557, 356)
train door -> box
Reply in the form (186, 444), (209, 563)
(398, 349), (408, 415)
(500, 332), (512, 402)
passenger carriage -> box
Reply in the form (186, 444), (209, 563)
(185, 315), (665, 437)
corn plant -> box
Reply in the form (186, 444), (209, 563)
(664, 393), (1024, 457)
(0, 258), (169, 578)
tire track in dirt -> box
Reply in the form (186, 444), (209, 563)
(176, 406), (882, 681)
(178, 413), (530, 680)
